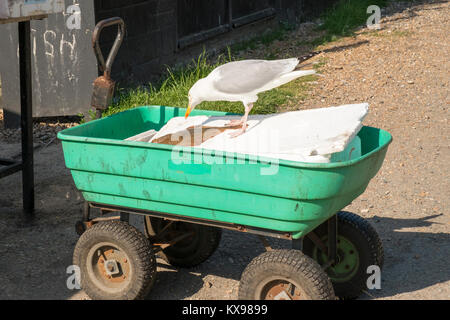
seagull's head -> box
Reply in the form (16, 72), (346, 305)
(185, 79), (206, 119)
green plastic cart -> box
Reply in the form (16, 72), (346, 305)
(58, 105), (392, 300)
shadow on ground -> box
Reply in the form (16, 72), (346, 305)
(363, 214), (449, 299)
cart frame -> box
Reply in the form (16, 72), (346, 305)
(78, 201), (338, 264)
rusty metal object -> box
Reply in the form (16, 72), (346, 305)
(236, 225), (247, 232)
(90, 202), (293, 240)
(152, 220), (175, 241)
(88, 216), (121, 225)
(258, 235), (272, 251)
(77, 216), (121, 235)
(95, 247), (130, 284)
(90, 17), (125, 117)
(153, 231), (195, 252)
(91, 75), (116, 111)
(84, 220), (97, 229)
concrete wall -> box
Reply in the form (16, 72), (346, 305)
(0, 0), (97, 127)
(93, 0), (338, 84)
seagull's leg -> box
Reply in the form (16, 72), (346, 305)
(226, 103), (253, 127)
(229, 103), (253, 138)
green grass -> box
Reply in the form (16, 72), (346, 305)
(313, 57), (329, 72)
(321, 0), (387, 35)
(363, 29), (412, 38)
(311, 0), (388, 45)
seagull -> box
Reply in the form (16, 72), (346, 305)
(184, 58), (316, 137)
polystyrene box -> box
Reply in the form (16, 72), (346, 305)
(0, 0), (64, 20)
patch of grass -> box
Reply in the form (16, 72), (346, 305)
(320, 0), (388, 36)
(306, 0), (389, 47)
(374, 29), (412, 37)
(390, 30), (412, 37)
(313, 57), (329, 72)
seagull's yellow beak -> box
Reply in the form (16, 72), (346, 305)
(185, 103), (192, 119)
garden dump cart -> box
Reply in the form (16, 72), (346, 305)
(58, 105), (392, 300)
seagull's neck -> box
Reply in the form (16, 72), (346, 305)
(196, 77), (221, 100)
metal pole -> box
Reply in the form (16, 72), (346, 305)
(18, 20), (34, 215)
(227, 0), (232, 26)
(327, 215), (337, 264)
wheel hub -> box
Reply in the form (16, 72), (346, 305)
(314, 236), (359, 283)
(259, 279), (309, 300)
(104, 259), (120, 276)
(87, 243), (132, 292)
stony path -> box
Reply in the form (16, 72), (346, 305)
(0, 0), (448, 300)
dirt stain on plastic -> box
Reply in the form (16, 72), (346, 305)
(152, 125), (242, 146)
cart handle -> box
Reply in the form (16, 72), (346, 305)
(92, 17), (125, 77)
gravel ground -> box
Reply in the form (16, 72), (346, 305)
(299, 0), (450, 299)
(0, 108), (78, 146)
(0, 0), (448, 300)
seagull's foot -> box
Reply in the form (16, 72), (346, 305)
(228, 124), (248, 138)
(225, 119), (244, 128)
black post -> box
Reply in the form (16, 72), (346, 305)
(83, 202), (91, 222)
(227, 0), (233, 25)
(18, 21), (34, 215)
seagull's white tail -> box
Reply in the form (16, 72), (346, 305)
(261, 69), (316, 92)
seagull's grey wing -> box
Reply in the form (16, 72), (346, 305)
(211, 59), (299, 94)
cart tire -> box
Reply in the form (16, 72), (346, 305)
(144, 217), (221, 268)
(73, 220), (157, 300)
(238, 249), (335, 300)
(303, 211), (384, 299)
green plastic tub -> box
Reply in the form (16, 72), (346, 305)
(58, 106), (392, 239)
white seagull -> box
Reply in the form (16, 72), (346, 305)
(185, 58), (315, 137)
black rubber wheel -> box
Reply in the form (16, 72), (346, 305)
(73, 220), (157, 300)
(303, 211), (384, 299)
(238, 249), (335, 300)
(144, 217), (222, 268)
